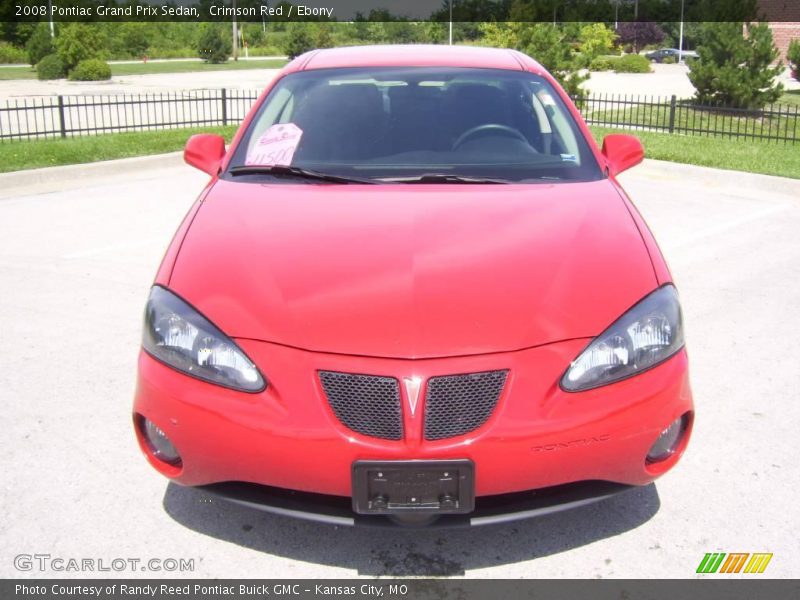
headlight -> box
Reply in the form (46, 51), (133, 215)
(561, 285), (684, 392)
(142, 286), (266, 392)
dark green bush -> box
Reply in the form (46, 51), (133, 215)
(284, 24), (315, 59)
(55, 24), (105, 70)
(26, 24), (54, 66)
(614, 54), (652, 73)
(68, 58), (112, 81)
(197, 26), (229, 63)
(36, 54), (67, 80)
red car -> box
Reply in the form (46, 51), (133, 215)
(133, 45), (693, 527)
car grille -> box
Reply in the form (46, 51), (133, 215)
(318, 371), (402, 441)
(424, 370), (508, 441)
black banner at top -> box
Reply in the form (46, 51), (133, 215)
(5, 0), (800, 23)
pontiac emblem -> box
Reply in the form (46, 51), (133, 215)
(403, 376), (423, 416)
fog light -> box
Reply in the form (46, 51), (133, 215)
(140, 417), (181, 465)
(647, 414), (688, 463)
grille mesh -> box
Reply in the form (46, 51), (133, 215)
(424, 370), (508, 441)
(318, 371), (402, 441)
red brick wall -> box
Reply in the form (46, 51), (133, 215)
(769, 23), (800, 62)
(759, 1), (800, 61)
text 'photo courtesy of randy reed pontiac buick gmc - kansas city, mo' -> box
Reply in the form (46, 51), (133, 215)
(132, 44), (694, 528)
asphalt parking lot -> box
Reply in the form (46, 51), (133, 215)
(1, 157), (798, 578)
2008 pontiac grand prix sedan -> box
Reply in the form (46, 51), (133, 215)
(133, 45), (693, 527)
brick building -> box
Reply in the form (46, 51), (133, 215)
(759, 0), (800, 62)
(768, 22), (800, 62)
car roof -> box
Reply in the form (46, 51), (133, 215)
(294, 44), (545, 74)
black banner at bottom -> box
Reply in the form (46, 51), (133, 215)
(3, 580), (800, 600)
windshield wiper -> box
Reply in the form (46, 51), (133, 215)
(381, 173), (511, 184)
(229, 165), (376, 184)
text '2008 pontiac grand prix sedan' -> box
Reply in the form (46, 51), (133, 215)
(133, 45), (693, 527)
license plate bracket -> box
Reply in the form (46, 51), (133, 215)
(352, 460), (474, 515)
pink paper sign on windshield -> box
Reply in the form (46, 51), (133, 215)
(245, 123), (303, 166)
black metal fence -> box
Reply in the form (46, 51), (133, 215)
(1, 90), (798, 144)
(0, 89), (260, 141)
(578, 94), (799, 144)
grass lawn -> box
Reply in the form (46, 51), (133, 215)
(591, 126), (800, 179)
(0, 59), (287, 80)
(779, 90), (800, 107)
(1, 124), (798, 179)
(0, 126), (237, 173)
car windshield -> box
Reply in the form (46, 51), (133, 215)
(226, 67), (603, 183)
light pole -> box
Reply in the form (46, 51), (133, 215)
(678, 0), (685, 64)
(232, 0), (239, 61)
(448, 0), (453, 46)
(48, 0), (54, 37)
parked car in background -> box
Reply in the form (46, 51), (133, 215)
(645, 48), (699, 63)
(133, 44), (694, 528)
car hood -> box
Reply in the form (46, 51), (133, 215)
(169, 179), (656, 359)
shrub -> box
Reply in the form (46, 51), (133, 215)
(589, 56), (616, 71)
(55, 24), (105, 70)
(614, 54), (652, 73)
(197, 26), (229, 63)
(689, 22), (782, 109)
(25, 24), (54, 66)
(662, 55), (676, 65)
(36, 54), (67, 80)
(578, 23), (617, 67)
(284, 24), (315, 59)
(789, 39), (800, 81)
(68, 58), (111, 81)
(0, 41), (27, 64)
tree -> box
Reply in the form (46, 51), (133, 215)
(480, 22), (589, 101)
(284, 24), (314, 60)
(616, 22), (665, 53)
(196, 25), (229, 63)
(119, 23), (151, 58)
(55, 24), (105, 71)
(688, 22), (783, 109)
(25, 23), (54, 67)
(312, 23), (334, 50)
(788, 39), (800, 81)
(578, 23), (617, 66)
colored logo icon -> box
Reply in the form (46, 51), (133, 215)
(697, 553), (773, 574)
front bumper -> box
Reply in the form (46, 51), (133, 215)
(133, 338), (693, 521)
(197, 479), (635, 528)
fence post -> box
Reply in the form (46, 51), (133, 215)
(668, 95), (677, 134)
(221, 88), (227, 126)
(57, 95), (66, 138)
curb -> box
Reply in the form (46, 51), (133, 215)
(630, 158), (800, 197)
(0, 151), (185, 199)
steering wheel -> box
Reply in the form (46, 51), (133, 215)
(452, 124), (528, 150)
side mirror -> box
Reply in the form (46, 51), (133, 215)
(184, 134), (226, 176)
(601, 134), (644, 177)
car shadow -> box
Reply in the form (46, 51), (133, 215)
(163, 482), (660, 576)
